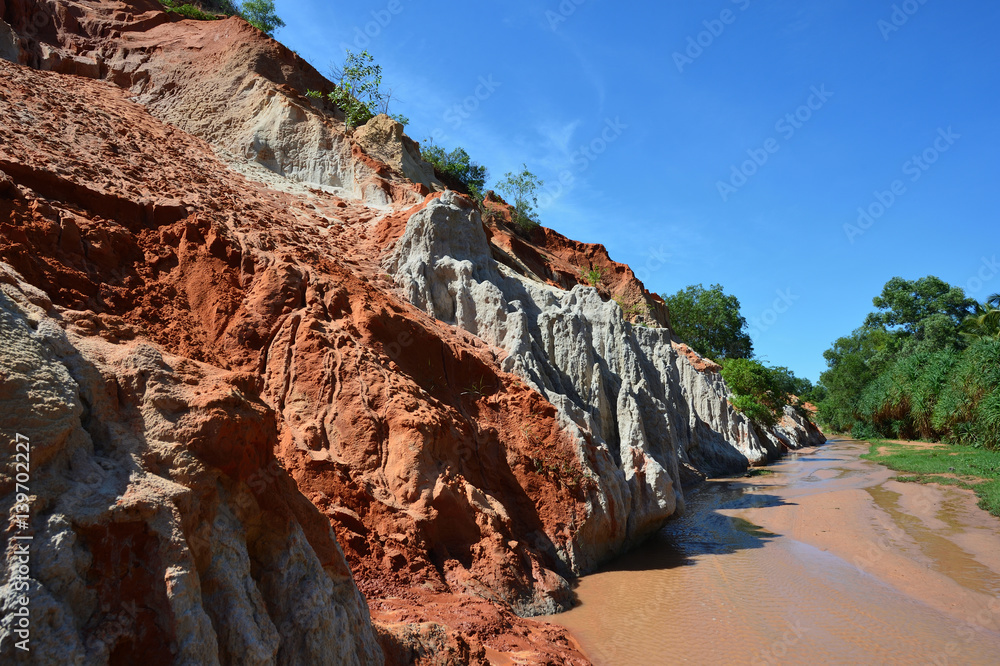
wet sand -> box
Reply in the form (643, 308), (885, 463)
(546, 438), (1000, 664)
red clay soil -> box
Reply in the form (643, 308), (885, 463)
(481, 192), (669, 328)
(0, 53), (588, 664)
(670, 342), (722, 373)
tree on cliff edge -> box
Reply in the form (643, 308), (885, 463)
(240, 0), (285, 36)
(661, 284), (753, 362)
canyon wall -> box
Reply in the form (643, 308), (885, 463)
(0, 2), (824, 662)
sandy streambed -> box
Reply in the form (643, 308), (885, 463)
(546, 438), (1000, 664)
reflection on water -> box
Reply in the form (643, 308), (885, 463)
(867, 484), (1000, 598)
(546, 439), (1000, 665)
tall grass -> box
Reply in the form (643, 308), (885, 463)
(932, 338), (1000, 447)
(851, 339), (1000, 449)
(855, 351), (957, 440)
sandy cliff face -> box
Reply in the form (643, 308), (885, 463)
(1, 0), (440, 198)
(0, 266), (383, 665)
(384, 193), (818, 570)
(0, 2), (823, 663)
(0, 44), (585, 665)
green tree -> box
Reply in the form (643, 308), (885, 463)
(497, 165), (543, 233)
(960, 294), (1000, 341)
(421, 142), (488, 200)
(864, 276), (977, 354)
(769, 366), (816, 400)
(239, 0), (284, 35)
(661, 284), (752, 362)
(817, 276), (980, 436)
(721, 359), (791, 428)
(328, 50), (383, 128)
(817, 325), (895, 433)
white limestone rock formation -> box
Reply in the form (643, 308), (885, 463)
(354, 114), (441, 191)
(0, 264), (383, 665)
(385, 192), (823, 571)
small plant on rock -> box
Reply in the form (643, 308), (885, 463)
(462, 377), (490, 399)
(159, 1), (219, 20)
(331, 50), (383, 128)
(310, 51), (393, 129)
(497, 165), (543, 234)
(481, 201), (504, 225)
(422, 141), (489, 201)
(614, 297), (651, 321)
(240, 0), (285, 35)
(582, 266), (605, 287)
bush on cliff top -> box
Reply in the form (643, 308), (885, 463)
(158, 1), (284, 36)
(421, 142), (488, 201)
(240, 0), (285, 35)
(722, 359), (792, 428)
(661, 284), (753, 362)
(159, 1), (220, 20)
(497, 165), (543, 234)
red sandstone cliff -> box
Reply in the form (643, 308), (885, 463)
(0, 2), (591, 661)
(0, 2), (823, 663)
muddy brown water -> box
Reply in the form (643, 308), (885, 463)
(546, 438), (1000, 664)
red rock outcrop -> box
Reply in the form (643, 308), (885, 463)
(0, 18), (587, 662)
(0, 2), (824, 663)
(481, 192), (668, 327)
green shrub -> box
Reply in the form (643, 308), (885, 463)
(240, 0), (285, 35)
(582, 266), (605, 287)
(838, 338), (1000, 448)
(481, 201), (504, 225)
(730, 394), (778, 427)
(160, 1), (219, 20)
(615, 297), (649, 321)
(855, 350), (958, 440)
(328, 50), (383, 128)
(160, 1), (283, 32)
(932, 338), (1000, 448)
(421, 142), (488, 200)
(721, 359), (791, 428)
(497, 165), (543, 233)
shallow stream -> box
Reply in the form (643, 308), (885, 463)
(547, 438), (1000, 664)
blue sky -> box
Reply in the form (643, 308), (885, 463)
(274, 0), (999, 382)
